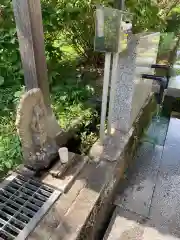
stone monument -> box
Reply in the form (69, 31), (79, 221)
(16, 88), (58, 171)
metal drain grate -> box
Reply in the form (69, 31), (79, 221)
(0, 174), (61, 240)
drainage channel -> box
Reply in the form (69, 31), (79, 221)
(0, 174), (61, 240)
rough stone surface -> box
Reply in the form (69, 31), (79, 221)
(15, 164), (35, 177)
(104, 207), (180, 240)
(111, 33), (160, 132)
(89, 129), (133, 162)
(49, 152), (76, 178)
(16, 88), (58, 171)
(104, 207), (145, 240)
(42, 155), (89, 193)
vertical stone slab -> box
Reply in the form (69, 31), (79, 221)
(16, 88), (58, 171)
(110, 33), (160, 133)
(130, 33), (160, 128)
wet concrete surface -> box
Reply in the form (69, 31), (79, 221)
(104, 115), (180, 239)
(115, 143), (163, 217)
(142, 116), (169, 146)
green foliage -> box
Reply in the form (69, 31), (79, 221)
(126, 0), (164, 33)
(158, 33), (176, 57)
(166, 5), (180, 35)
(41, 0), (112, 65)
(51, 70), (96, 128)
(0, 86), (23, 177)
(79, 109), (100, 153)
(0, 134), (22, 177)
(0, 1), (23, 88)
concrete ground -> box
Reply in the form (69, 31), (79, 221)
(104, 115), (180, 239)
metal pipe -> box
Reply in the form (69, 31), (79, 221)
(141, 74), (168, 105)
(141, 74), (167, 88)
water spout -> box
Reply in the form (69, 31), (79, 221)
(141, 74), (168, 144)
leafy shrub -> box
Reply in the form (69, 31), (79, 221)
(158, 33), (176, 56)
(0, 86), (23, 177)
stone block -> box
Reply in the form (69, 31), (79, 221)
(42, 155), (89, 193)
(89, 129), (133, 162)
(110, 33), (160, 132)
(49, 152), (76, 178)
(16, 88), (58, 171)
(104, 207), (180, 240)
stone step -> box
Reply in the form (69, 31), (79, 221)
(104, 206), (180, 240)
